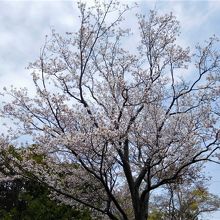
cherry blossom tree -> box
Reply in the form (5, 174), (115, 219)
(1, 1), (220, 219)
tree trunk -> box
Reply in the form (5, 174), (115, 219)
(133, 191), (150, 220)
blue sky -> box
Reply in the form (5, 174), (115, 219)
(1, 0), (220, 219)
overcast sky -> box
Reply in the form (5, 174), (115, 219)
(1, 0), (220, 219)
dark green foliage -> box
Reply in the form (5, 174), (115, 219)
(0, 178), (91, 220)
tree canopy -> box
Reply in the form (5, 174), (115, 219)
(149, 178), (220, 220)
(0, 175), (91, 220)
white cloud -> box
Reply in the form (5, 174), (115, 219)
(0, 0), (78, 88)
